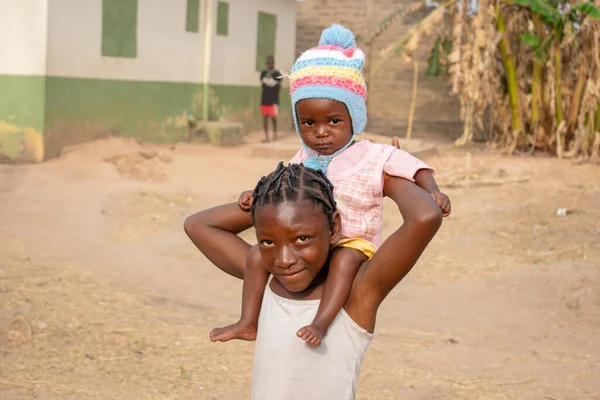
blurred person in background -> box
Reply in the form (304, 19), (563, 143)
(260, 56), (282, 142)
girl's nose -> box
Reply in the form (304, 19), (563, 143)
(275, 245), (298, 268)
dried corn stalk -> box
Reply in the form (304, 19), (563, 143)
(368, 0), (600, 162)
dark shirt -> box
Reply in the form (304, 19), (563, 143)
(260, 69), (282, 105)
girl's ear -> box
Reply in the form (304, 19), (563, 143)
(329, 211), (343, 245)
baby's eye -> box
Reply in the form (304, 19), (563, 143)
(296, 236), (310, 243)
(260, 240), (274, 247)
(330, 119), (340, 126)
(302, 121), (314, 127)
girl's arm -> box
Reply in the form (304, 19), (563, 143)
(348, 177), (442, 330)
(183, 203), (253, 280)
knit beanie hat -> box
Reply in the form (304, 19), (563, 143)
(288, 24), (367, 173)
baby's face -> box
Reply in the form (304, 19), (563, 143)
(296, 99), (353, 156)
(254, 200), (339, 293)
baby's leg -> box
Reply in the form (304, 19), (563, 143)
(210, 245), (269, 342)
(297, 247), (367, 346)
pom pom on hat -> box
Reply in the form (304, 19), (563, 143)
(318, 24), (357, 50)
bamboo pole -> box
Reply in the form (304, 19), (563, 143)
(406, 61), (419, 140)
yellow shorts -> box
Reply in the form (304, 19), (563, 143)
(332, 238), (377, 260)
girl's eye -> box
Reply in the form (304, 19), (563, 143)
(330, 119), (340, 125)
(260, 240), (274, 247)
(296, 236), (309, 243)
(303, 121), (314, 127)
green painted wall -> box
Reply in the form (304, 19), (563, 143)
(0, 75), (46, 162)
(209, 84), (292, 130)
(0, 74), (293, 162)
(43, 76), (202, 158)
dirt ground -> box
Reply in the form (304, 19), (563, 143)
(1, 132), (599, 400)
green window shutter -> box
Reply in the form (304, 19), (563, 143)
(256, 12), (277, 71)
(101, 0), (138, 58)
(216, 2), (229, 36)
(186, 0), (200, 32)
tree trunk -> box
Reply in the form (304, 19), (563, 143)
(496, 6), (522, 153)
(554, 41), (563, 126)
(566, 59), (587, 134)
(531, 14), (544, 145)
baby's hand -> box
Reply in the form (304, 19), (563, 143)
(238, 190), (253, 211)
(431, 191), (451, 217)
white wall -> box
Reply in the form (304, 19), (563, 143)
(45, 0), (204, 82)
(209, 0), (296, 87)
(0, 0), (48, 75)
(27, 0), (296, 86)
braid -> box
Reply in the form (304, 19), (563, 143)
(250, 163), (337, 232)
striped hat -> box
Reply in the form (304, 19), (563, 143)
(288, 24), (367, 173)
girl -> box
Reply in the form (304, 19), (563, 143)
(184, 163), (443, 399)
(210, 24), (451, 346)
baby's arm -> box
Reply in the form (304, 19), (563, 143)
(414, 168), (439, 193)
(297, 247), (366, 346)
(414, 170), (451, 217)
(389, 139), (451, 217)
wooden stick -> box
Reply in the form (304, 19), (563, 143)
(494, 378), (535, 386)
(0, 380), (30, 387)
(406, 61), (419, 140)
(0, 379), (49, 387)
(544, 395), (563, 400)
(97, 356), (131, 362)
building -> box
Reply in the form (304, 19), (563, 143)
(0, 0), (297, 162)
(296, 0), (460, 140)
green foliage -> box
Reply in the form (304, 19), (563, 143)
(518, 32), (553, 60)
(513, 0), (561, 26)
(519, 32), (541, 47)
(426, 38), (443, 76)
(514, 0), (600, 33)
(426, 38), (453, 77)
(570, 2), (600, 19)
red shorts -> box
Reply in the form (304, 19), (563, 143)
(260, 104), (278, 118)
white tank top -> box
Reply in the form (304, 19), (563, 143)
(251, 285), (374, 400)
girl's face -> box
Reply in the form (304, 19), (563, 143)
(254, 200), (341, 293)
(296, 98), (353, 155)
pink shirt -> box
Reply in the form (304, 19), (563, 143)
(290, 141), (432, 247)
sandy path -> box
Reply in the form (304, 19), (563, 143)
(1, 135), (599, 399)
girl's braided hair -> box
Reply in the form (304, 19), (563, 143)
(250, 162), (337, 232)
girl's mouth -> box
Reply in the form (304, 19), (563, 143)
(277, 269), (305, 280)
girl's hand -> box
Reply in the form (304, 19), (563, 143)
(238, 190), (254, 211)
(431, 191), (451, 217)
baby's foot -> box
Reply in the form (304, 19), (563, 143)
(210, 320), (257, 342)
(391, 136), (401, 149)
(297, 324), (325, 347)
